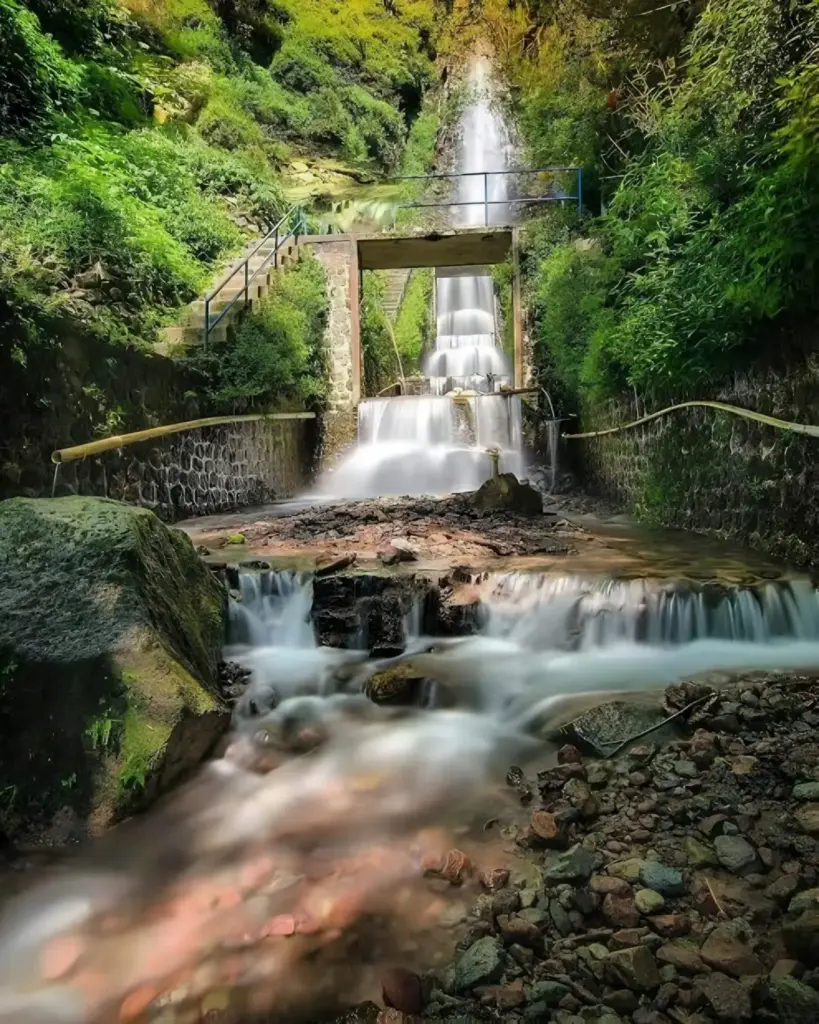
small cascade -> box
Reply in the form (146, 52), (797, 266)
(226, 570), (315, 650)
(479, 573), (819, 651)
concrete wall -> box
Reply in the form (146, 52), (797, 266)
(53, 418), (314, 521)
(303, 236), (361, 467)
(578, 357), (819, 568)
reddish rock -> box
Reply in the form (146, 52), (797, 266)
(382, 967), (424, 1014)
(603, 894), (641, 929)
(650, 914), (691, 938)
(657, 940), (706, 973)
(480, 977), (525, 1009)
(496, 914), (544, 950)
(590, 875), (632, 897)
(439, 849), (473, 885)
(480, 868), (510, 892)
(558, 744), (583, 765)
(700, 923), (764, 977)
(530, 810), (562, 843)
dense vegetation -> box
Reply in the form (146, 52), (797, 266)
(484, 0), (819, 407)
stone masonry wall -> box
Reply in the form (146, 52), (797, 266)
(579, 356), (819, 568)
(53, 417), (313, 522)
(306, 237), (361, 469)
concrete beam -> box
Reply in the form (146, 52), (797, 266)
(357, 229), (513, 271)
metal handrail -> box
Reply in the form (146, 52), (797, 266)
(204, 203), (305, 347)
(393, 166), (583, 225)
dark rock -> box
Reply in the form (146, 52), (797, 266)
(783, 890), (819, 965)
(382, 968), (424, 1014)
(453, 936), (504, 991)
(315, 553), (357, 576)
(603, 894), (641, 929)
(559, 701), (678, 758)
(656, 941), (706, 974)
(770, 975), (819, 1024)
(472, 473), (543, 515)
(605, 946), (662, 991)
(590, 875), (632, 897)
(604, 989), (640, 1014)
(638, 861), (685, 896)
(497, 914), (543, 950)
(545, 846), (602, 884)
(714, 835), (760, 875)
(558, 744), (583, 765)
(695, 972), (752, 1019)
(794, 804), (819, 835)
(793, 783), (819, 802)
(650, 915), (691, 938)
(528, 981), (571, 1007)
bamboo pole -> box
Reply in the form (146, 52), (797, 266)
(562, 400), (819, 440)
(52, 412), (316, 464)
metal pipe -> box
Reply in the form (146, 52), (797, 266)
(52, 412), (317, 464)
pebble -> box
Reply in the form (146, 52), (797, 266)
(794, 803), (819, 835)
(453, 937), (504, 991)
(714, 835), (759, 874)
(695, 972), (752, 1020)
(608, 858), (644, 883)
(635, 889), (665, 915)
(545, 847), (601, 884)
(602, 894), (641, 928)
(793, 783), (819, 802)
(605, 946), (661, 992)
(699, 922), (764, 977)
(381, 968), (424, 1014)
(638, 861), (685, 896)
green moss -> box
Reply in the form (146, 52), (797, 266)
(118, 705), (172, 793)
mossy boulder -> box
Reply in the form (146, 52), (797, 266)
(0, 496), (228, 843)
(473, 472), (543, 515)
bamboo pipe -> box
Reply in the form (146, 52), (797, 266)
(562, 400), (819, 441)
(52, 412), (316, 464)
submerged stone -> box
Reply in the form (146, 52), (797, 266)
(0, 496), (226, 842)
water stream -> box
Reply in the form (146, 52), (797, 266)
(314, 54), (525, 500)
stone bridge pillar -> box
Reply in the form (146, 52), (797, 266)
(301, 235), (361, 467)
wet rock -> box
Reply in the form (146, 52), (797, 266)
(635, 889), (666, 915)
(603, 894), (641, 928)
(793, 783), (819, 802)
(650, 914), (690, 938)
(714, 835), (760, 875)
(685, 837), (718, 868)
(454, 936), (504, 991)
(700, 922), (764, 977)
(590, 875), (632, 897)
(497, 914), (543, 950)
(794, 804), (819, 835)
(608, 859), (645, 883)
(657, 941), (706, 973)
(472, 473), (543, 515)
(639, 862), (685, 896)
(558, 744), (583, 765)
(315, 553), (357, 576)
(770, 975), (819, 1023)
(560, 702), (677, 758)
(605, 946), (662, 992)
(587, 763), (612, 787)
(783, 890), (819, 965)
(695, 972), (752, 1020)
(528, 981), (571, 1007)
(382, 968), (424, 1014)
(545, 846), (602, 884)
(530, 809), (565, 846)
(480, 868), (510, 892)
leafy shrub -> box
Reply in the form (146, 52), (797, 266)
(270, 34), (334, 92)
(394, 269), (433, 373)
(0, 0), (82, 131)
(23, 0), (126, 55)
(192, 254), (329, 407)
(361, 273), (399, 396)
(197, 95), (265, 149)
(80, 62), (145, 125)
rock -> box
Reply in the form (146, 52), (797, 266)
(497, 914), (543, 950)
(636, 889), (666, 915)
(700, 922), (764, 977)
(685, 837), (718, 868)
(486, 977), (525, 1009)
(530, 809), (564, 845)
(699, 814), (729, 838)
(480, 868), (510, 892)
(695, 973), (752, 1020)
(608, 859), (645, 883)
(714, 835), (760, 875)
(770, 959), (803, 980)
(558, 744), (583, 765)
(528, 981), (571, 1007)
(770, 976), (819, 1023)
(559, 701), (677, 758)
(454, 936), (504, 991)
(590, 875), (632, 897)
(605, 946), (662, 991)
(378, 543), (417, 566)
(794, 804), (819, 835)
(472, 473), (543, 515)
(315, 553), (357, 576)
(226, 532), (246, 544)
(639, 861), (685, 896)
(545, 846), (602, 884)
(657, 941), (706, 973)
(650, 915), (690, 938)
(603, 894), (642, 928)
(604, 989), (639, 1014)
(783, 890), (819, 965)
(0, 497), (226, 841)
(793, 783), (819, 802)
(382, 968), (424, 1014)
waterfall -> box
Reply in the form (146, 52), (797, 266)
(312, 53), (526, 500)
(226, 570), (315, 651)
(479, 573), (819, 651)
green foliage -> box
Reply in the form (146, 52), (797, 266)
(0, 0), (82, 131)
(509, 0), (819, 405)
(187, 254), (329, 408)
(361, 273), (400, 396)
(394, 269), (434, 374)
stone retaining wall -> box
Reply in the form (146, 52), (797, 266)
(54, 417), (313, 521)
(578, 357), (819, 568)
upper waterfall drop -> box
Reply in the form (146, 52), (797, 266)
(312, 52), (527, 501)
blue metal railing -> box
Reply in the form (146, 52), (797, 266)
(204, 204), (306, 347)
(394, 166), (583, 226)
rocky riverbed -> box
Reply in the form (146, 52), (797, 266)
(339, 673), (819, 1024)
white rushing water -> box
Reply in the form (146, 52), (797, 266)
(313, 54), (525, 500)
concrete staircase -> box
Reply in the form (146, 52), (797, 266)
(382, 268), (412, 323)
(156, 235), (301, 354)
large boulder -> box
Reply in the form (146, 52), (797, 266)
(0, 496), (227, 842)
(472, 472), (543, 515)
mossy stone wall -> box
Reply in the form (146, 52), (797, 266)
(579, 357), (819, 569)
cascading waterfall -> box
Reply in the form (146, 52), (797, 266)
(311, 53), (525, 500)
(479, 572), (819, 651)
